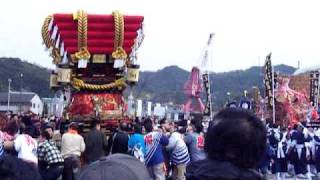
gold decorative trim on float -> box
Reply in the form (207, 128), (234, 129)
(71, 78), (126, 91)
(41, 15), (62, 64)
(112, 11), (127, 60)
(42, 15), (54, 48)
(74, 10), (91, 63)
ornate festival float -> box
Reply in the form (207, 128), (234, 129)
(256, 53), (319, 128)
(42, 10), (144, 133)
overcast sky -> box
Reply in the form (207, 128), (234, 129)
(0, 0), (319, 72)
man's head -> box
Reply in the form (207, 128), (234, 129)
(5, 121), (19, 136)
(21, 116), (33, 126)
(144, 121), (153, 133)
(69, 122), (79, 132)
(133, 123), (142, 134)
(91, 119), (101, 130)
(119, 122), (128, 132)
(160, 118), (170, 131)
(42, 124), (54, 139)
(177, 126), (187, 134)
(48, 121), (56, 131)
(143, 118), (152, 127)
(41, 129), (51, 140)
(194, 121), (203, 134)
(205, 108), (266, 169)
(11, 114), (18, 122)
(41, 116), (48, 123)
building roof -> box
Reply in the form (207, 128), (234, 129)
(293, 65), (320, 75)
(0, 92), (36, 103)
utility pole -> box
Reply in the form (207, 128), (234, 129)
(20, 73), (23, 114)
(7, 78), (11, 112)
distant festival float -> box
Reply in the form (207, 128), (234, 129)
(183, 34), (214, 120)
(261, 53), (319, 127)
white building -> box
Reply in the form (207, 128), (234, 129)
(294, 65), (320, 75)
(0, 92), (43, 115)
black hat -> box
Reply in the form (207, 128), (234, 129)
(78, 154), (151, 180)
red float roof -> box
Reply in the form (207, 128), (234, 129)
(48, 13), (144, 56)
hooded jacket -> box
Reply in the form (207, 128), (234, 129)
(186, 159), (265, 180)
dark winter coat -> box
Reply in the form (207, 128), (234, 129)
(84, 129), (108, 163)
(186, 159), (265, 180)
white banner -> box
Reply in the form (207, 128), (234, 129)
(154, 103), (165, 117)
(174, 113), (179, 121)
(147, 101), (152, 116)
(136, 99), (143, 117)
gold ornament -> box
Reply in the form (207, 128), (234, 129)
(71, 78), (126, 91)
(112, 47), (127, 60)
(42, 15), (62, 64)
(112, 11), (127, 60)
(75, 47), (91, 60)
(74, 10), (90, 61)
(42, 15), (54, 48)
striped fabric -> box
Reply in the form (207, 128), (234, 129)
(171, 145), (190, 165)
(168, 132), (190, 165)
(144, 132), (161, 165)
(0, 141), (4, 157)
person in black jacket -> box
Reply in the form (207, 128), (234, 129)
(186, 108), (267, 180)
(21, 116), (40, 138)
(107, 122), (129, 155)
(84, 119), (108, 164)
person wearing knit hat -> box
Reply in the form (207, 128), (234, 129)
(78, 154), (151, 180)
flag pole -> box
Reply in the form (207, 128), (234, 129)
(208, 33), (214, 121)
(272, 65), (276, 124)
(316, 70), (320, 107)
(201, 33), (214, 120)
